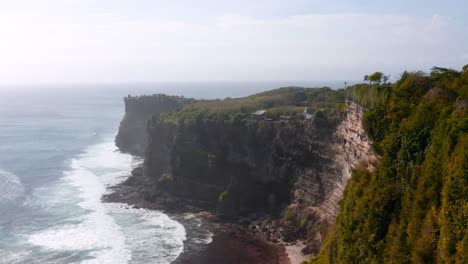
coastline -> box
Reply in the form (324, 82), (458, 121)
(102, 171), (293, 264)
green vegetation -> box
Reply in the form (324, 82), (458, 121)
(346, 83), (392, 108)
(364, 71), (391, 85)
(218, 190), (228, 202)
(158, 172), (173, 182)
(284, 208), (294, 221)
(158, 87), (346, 123)
(308, 66), (467, 263)
(264, 106), (305, 119)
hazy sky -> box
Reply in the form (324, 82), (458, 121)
(0, 0), (467, 84)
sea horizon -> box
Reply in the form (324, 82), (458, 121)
(0, 80), (358, 100)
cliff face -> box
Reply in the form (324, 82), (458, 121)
(294, 101), (375, 222)
(115, 94), (191, 156)
(279, 101), (376, 253)
(144, 117), (335, 212)
(139, 100), (375, 253)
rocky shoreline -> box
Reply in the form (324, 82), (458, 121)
(173, 224), (290, 264)
(103, 168), (296, 264)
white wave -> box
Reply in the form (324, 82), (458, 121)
(178, 213), (214, 245)
(106, 203), (186, 264)
(182, 213), (196, 220)
(0, 170), (25, 206)
(0, 250), (30, 264)
(190, 232), (214, 244)
(28, 158), (131, 264)
(27, 139), (185, 264)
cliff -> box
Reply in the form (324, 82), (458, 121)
(135, 92), (375, 254)
(115, 94), (191, 156)
(267, 100), (376, 254)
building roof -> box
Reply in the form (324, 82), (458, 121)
(252, 110), (266, 116)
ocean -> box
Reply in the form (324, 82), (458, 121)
(0, 81), (346, 264)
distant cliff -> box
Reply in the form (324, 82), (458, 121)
(115, 94), (191, 156)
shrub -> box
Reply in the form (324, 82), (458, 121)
(284, 208), (294, 221)
(218, 191), (228, 201)
(158, 172), (173, 182)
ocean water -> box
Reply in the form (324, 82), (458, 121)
(0, 87), (189, 264)
(0, 81), (344, 263)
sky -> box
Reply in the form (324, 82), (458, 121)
(0, 0), (467, 84)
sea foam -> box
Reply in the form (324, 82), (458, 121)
(0, 170), (25, 208)
(27, 140), (186, 264)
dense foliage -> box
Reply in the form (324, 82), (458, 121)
(309, 66), (467, 263)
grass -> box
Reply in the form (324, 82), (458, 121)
(159, 87), (346, 123)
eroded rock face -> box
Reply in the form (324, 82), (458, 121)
(115, 94), (191, 156)
(282, 101), (377, 254)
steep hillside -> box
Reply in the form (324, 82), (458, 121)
(309, 66), (468, 263)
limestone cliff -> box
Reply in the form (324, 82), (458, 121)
(135, 99), (375, 254)
(278, 100), (376, 253)
(115, 94), (191, 156)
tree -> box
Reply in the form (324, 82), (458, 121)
(430, 66), (460, 84)
(463, 64), (468, 72)
(294, 91), (307, 102)
(368, 72), (384, 84)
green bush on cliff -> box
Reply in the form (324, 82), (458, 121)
(218, 191), (228, 201)
(265, 106), (305, 119)
(158, 172), (173, 182)
(309, 66), (468, 263)
(284, 208), (294, 221)
(346, 83), (392, 108)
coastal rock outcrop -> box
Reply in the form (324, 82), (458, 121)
(133, 99), (375, 253)
(113, 83), (378, 256)
(115, 94), (191, 156)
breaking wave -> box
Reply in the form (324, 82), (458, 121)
(27, 140), (186, 264)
